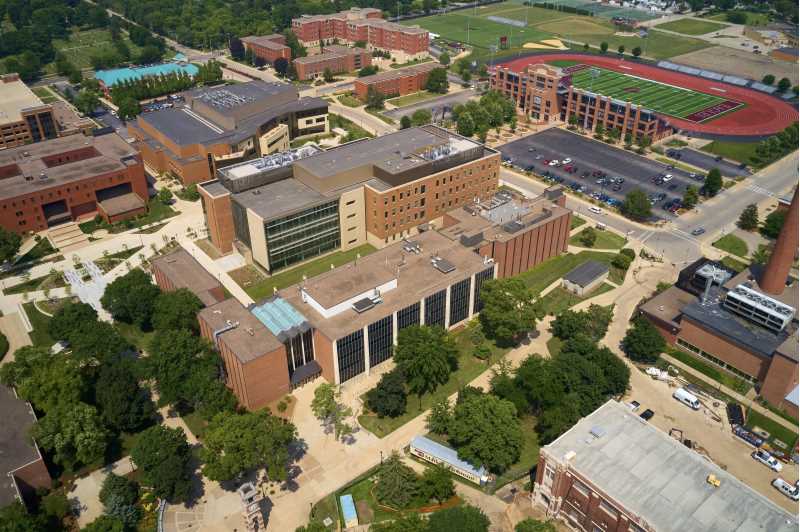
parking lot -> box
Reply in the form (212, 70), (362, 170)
(498, 128), (706, 220)
(666, 147), (751, 178)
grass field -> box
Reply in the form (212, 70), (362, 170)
(568, 66), (738, 121)
(706, 10), (771, 26)
(409, 10), (551, 49)
(516, 250), (626, 294)
(569, 228), (626, 250)
(654, 18), (727, 35)
(536, 283), (615, 316)
(712, 233), (748, 257)
(387, 91), (441, 108)
(700, 139), (760, 166)
(50, 27), (144, 72)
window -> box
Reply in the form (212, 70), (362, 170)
(544, 464), (555, 486)
(449, 278), (471, 325)
(397, 302), (420, 330)
(598, 500), (618, 520)
(572, 481), (589, 497)
(337, 329), (364, 383)
(265, 199), (340, 271)
(368, 315), (393, 368)
(424, 290), (446, 328)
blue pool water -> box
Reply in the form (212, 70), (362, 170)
(95, 62), (199, 87)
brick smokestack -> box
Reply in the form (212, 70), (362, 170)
(760, 188), (798, 295)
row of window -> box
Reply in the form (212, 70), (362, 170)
(676, 338), (757, 383)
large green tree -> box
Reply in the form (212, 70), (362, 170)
(374, 451), (419, 509)
(33, 402), (109, 469)
(82, 516), (125, 532)
(201, 410), (297, 482)
(101, 269), (161, 328)
(426, 504), (490, 532)
(0, 345), (86, 413)
(761, 209), (787, 239)
(737, 204), (759, 231)
(449, 393), (523, 473)
(152, 289), (204, 333)
(703, 168), (723, 197)
(0, 502), (45, 532)
(394, 326), (458, 402)
(516, 518), (557, 532)
(0, 228), (22, 263)
(426, 397), (452, 435)
(130, 425), (192, 502)
(426, 67), (448, 93)
(96, 358), (155, 432)
(366, 368), (407, 418)
(479, 278), (539, 346)
(310, 382), (354, 441)
(420, 464), (455, 504)
(622, 316), (665, 364)
(621, 189), (652, 221)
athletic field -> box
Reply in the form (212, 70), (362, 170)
(567, 65), (743, 123)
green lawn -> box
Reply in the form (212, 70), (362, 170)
(546, 336), (562, 357)
(406, 11), (552, 49)
(22, 302), (55, 348)
(79, 200), (179, 235)
(570, 215), (586, 230)
(387, 91), (442, 108)
(654, 18), (727, 35)
(569, 228), (626, 250)
(745, 408), (798, 448)
(240, 244), (377, 301)
(712, 234), (748, 257)
(337, 93), (363, 107)
(536, 283), (615, 316)
(516, 251), (626, 295)
(114, 321), (155, 352)
(720, 255), (748, 273)
(389, 57), (435, 69)
(329, 113), (374, 142)
(31, 86), (59, 103)
(358, 327), (510, 438)
(17, 239), (57, 264)
(492, 415), (539, 489)
(666, 347), (751, 395)
(4, 271), (66, 295)
(655, 156), (704, 174)
(95, 246), (144, 273)
(569, 65), (737, 122)
(700, 140), (760, 166)
(707, 10), (771, 26)
(49, 27), (145, 72)
(366, 107), (396, 125)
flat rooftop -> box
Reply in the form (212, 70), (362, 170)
(0, 74), (46, 126)
(0, 385), (42, 508)
(546, 400), (798, 532)
(150, 249), (226, 307)
(294, 45), (361, 64)
(357, 62), (438, 84)
(0, 133), (139, 201)
(280, 230), (490, 340)
(241, 35), (288, 50)
(640, 285), (698, 328)
(724, 265), (799, 310)
(199, 298), (282, 362)
(232, 178), (327, 221)
(563, 260), (609, 287)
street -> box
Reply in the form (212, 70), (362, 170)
(384, 88), (477, 121)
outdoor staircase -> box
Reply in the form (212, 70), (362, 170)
(48, 222), (89, 254)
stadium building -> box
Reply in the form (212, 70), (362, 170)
(291, 8), (429, 63)
(639, 190), (799, 417)
(130, 81), (328, 185)
(490, 63), (671, 140)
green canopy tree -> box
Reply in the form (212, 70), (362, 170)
(365, 368), (407, 418)
(394, 326), (458, 402)
(682, 185), (699, 209)
(82, 516), (125, 532)
(101, 269), (161, 328)
(152, 289), (204, 333)
(96, 357), (156, 432)
(761, 209), (787, 239)
(600, 41), (609, 53)
(374, 451), (419, 509)
(622, 316), (665, 364)
(201, 410), (297, 482)
(411, 108), (432, 126)
(737, 204), (759, 230)
(420, 463), (455, 504)
(536, 398), (581, 444)
(426, 504), (490, 532)
(516, 519), (557, 532)
(400, 115), (412, 129)
(449, 393), (523, 473)
(579, 227), (597, 247)
(130, 425), (192, 502)
(426, 397), (452, 435)
(426, 67), (448, 93)
(311, 383), (354, 441)
(479, 278), (539, 346)
(0, 227), (21, 263)
(703, 168), (723, 197)
(621, 189), (652, 221)
(0, 345), (86, 413)
(438, 51), (450, 65)
(33, 402), (109, 469)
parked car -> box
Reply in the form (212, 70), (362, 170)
(627, 401), (641, 412)
(562, 157), (572, 164)
(662, 174), (673, 182)
(673, 388), (701, 410)
(752, 449), (783, 472)
(548, 159), (560, 166)
(691, 227), (706, 236)
(640, 409), (655, 421)
(772, 478), (800, 501)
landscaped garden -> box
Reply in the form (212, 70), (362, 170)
(78, 200), (179, 235)
(536, 284), (615, 316)
(569, 227), (626, 250)
(516, 250), (630, 293)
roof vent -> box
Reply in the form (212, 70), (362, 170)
(590, 425), (606, 439)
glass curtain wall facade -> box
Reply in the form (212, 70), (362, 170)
(424, 290), (446, 328)
(473, 267), (494, 313)
(265, 199), (341, 271)
(449, 278), (471, 326)
(337, 329), (364, 383)
(284, 329), (316, 379)
(368, 315), (393, 368)
(397, 302), (420, 331)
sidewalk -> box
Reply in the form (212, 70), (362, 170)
(661, 352), (798, 432)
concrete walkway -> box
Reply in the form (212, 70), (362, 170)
(70, 457), (137, 527)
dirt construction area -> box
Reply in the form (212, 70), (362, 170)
(671, 46), (799, 85)
(623, 367), (799, 513)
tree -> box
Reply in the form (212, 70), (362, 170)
(638, 134), (652, 151)
(761, 209), (787, 239)
(400, 115), (412, 129)
(479, 278), (539, 346)
(130, 425), (192, 502)
(457, 112), (475, 137)
(461, 70), (472, 85)
(426, 397), (452, 435)
(777, 77), (791, 93)
(738, 204), (759, 231)
(439, 51), (450, 65)
(0, 346), (86, 413)
(449, 393), (523, 473)
(75, 89), (100, 115)
(274, 57), (289, 76)
(536, 398), (581, 444)
(158, 187), (173, 205)
(583, 42), (590, 51)
(311, 383), (354, 441)
(366, 368), (407, 418)
(101, 269), (161, 328)
(33, 402), (109, 469)
(365, 86), (385, 110)
(152, 289), (204, 333)
(116, 97), (140, 121)
(100, 473), (139, 508)
(751, 245), (771, 265)
(622, 316), (665, 364)
(426, 504), (490, 532)
(621, 189), (652, 221)
(201, 410), (297, 482)
(83, 516), (126, 532)
(0, 227), (21, 263)
(146, 328), (208, 406)
(682, 185), (699, 209)
(632, 46), (642, 58)
(96, 358), (155, 432)
(703, 168), (722, 197)
(358, 65), (378, 77)
(426, 67), (448, 93)
(600, 41), (609, 53)
(0, 502), (45, 531)
(410, 109), (432, 126)
(374, 451), (419, 509)
(762, 74), (775, 85)
(594, 121), (605, 139)
(137, 45), (162, 64)
(726, 11), (747, 23)
(322, 67), (335, 82)
(283, 30), (306, 59)
(516, 519), (557, 532)
(617, 44), (625, 55)
(395, 326), (458, 402)
(369, 514), (427, 532)
(421, 464), (455, 504)
(229, 37), (244, 59)
(579, 227), (597, 247)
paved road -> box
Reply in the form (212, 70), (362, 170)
(668, 147), (751, 177)
(329, 103), (396, 136)
(384, 89), (476, 121)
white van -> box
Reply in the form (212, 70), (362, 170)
(589, 206), (603, 215)
(673, 388), (701, 410)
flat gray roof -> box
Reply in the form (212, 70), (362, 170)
(0, 385), (42, 507)
(639, 285), (697, 328)
(563, 260), (609, 287)
(198, 298), (282, 361)
(546, 400), (798, 532)
(232, 178), (327, 221)
(150, 249), (226, 307)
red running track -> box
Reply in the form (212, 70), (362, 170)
(497, 53), (799, 137)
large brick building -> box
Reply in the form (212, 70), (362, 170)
(532, 400), (797, 532)
(241, 34), (291, 65)
(150, 248), (227, 307)
(640, 190), (799, 417)
(0, 132), (148, 234)
(130, 81), (328, 185)
(293, 45), (371, 81)
(291, 8), (429, 63)
(490, 63), (671, 141)
(354, 62), (439, 100)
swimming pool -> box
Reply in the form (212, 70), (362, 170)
(95, 62), (199, 87)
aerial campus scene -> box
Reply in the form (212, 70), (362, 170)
(0, 0), (798, 531)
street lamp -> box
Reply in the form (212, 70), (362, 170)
(380, 450), (384, 464)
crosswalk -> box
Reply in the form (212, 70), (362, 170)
(746, 184), (776, 198)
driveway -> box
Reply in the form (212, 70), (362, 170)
(667, 147), (750, 177)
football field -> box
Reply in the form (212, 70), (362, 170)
(568, 65), (743, 123)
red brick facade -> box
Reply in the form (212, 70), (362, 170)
(354, 62), (438, 100)
(241, 34), (291, 65)
(293, 45), (371, 81)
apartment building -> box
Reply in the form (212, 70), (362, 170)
(354, 62), (439, 100)
(0, 132), (148, 234)
(490, 63), (670, 140)
(533, 400), (797, 532)
(241, 34), (291, 65)
(293, 45), (371, 80)
(291, 8), (429, 62)
(130, 81), (328, 185)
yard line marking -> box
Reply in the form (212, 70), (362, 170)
(620, 65), (632, 70)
